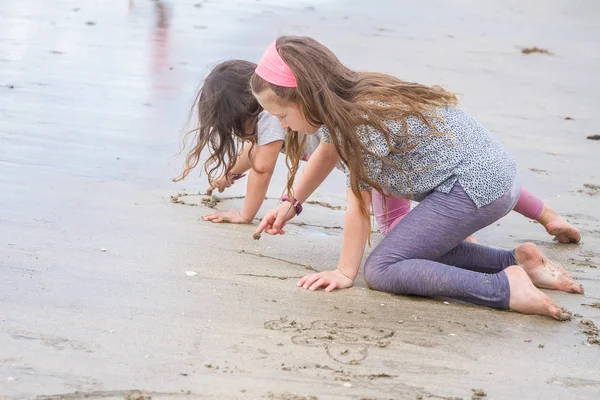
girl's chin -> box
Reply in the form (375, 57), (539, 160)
(303, 126), (320, 135)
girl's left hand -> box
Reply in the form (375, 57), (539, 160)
(202, 210), (251, 224)
(297, 270), (354, 292)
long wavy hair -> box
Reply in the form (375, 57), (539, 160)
(250, 36), (458, 224)
(174, 60), (262, 182)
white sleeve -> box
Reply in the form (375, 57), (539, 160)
(256, 111), (286, 146)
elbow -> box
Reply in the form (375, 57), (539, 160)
(251, 162), (276, 175)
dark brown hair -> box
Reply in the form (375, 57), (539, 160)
(250, 36), (458, 224)
(174, 60), (262, 182)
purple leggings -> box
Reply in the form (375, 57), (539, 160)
(372, 187), (543, 236)
(364, 182), (520, 309)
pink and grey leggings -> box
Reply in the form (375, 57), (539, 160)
(365, 183), (541, 309)
(371, 187), (543, 236)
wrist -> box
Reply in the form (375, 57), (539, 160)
(238, 210), (253, 223)
(336, 268), (356, 281)
(280, 194), (303, 216)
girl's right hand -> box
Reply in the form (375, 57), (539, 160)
(208, 174), (233, 193)
(255, 202), (297, 235)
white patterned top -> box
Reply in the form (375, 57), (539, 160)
(320, 106), (518, 208)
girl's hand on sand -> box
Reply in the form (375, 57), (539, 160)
(208, 174), (233, 193)
(202, 210), (251, 224)
(255, 202), (296, 235)
(297, 270), (354, 292)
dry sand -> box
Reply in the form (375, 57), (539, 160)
(1, 0), (599, 399)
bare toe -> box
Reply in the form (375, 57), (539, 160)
(505, 265), (572, 321)
(514, 243), (583, 294)
(552, 306), (573, 321)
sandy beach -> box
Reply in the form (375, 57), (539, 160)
(1, 0), (599, 399)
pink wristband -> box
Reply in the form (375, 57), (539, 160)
(280, 194), (303, 216)
(227, 172), (247, 181)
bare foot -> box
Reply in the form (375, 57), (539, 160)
(514, 242), (584, 294)
(465, 234), (478, 244)
(505, 265), (572, 321)
(537, 205), (581, 244)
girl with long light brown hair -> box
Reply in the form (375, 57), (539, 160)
(251, 36), (583, 320)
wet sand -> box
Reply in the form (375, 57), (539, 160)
(1, 0), (599, 399)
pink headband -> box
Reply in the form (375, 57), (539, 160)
(255, 41), (297, 88)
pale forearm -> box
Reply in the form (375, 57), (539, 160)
(337, 208), (370, 280)
(337, 189), (371, 280)
(293, 141), (339, 203)
(240, 169), (273, 221)
(230, 142), (253, 174)
(238, 140), (282, 221)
